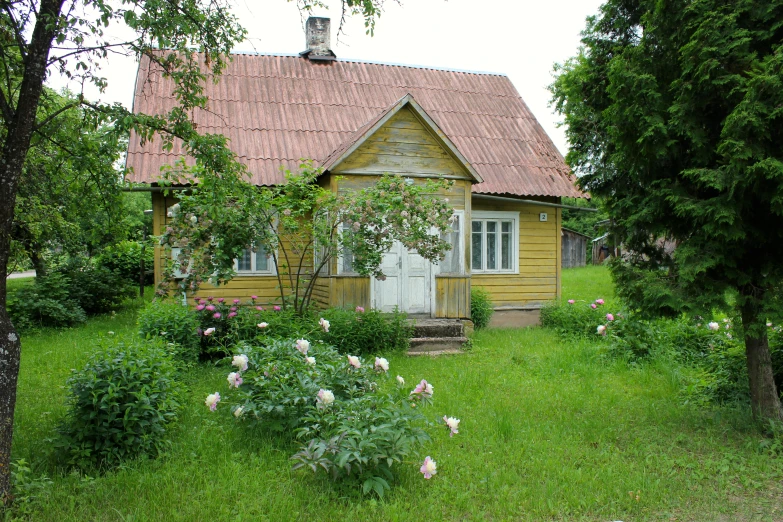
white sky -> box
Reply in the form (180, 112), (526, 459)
(48, 0), (604, 156)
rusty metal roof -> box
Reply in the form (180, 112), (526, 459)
(126, 53), (584, 198)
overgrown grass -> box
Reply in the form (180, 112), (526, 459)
(8, 270), (783, 521)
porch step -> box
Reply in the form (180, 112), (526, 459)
(409, 318), (464, 338)
(408, 336), (468, 355)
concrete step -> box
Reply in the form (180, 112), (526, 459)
(409, 318), (464, 338)
(407, 348), (464, 357)
(408, 336), (468, 354)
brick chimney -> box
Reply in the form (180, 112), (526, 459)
(301, 17), (336, 61)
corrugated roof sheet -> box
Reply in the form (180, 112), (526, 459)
(126, 53), (584, 198)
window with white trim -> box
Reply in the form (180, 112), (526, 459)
(337, 223), (357, 275)
(235, 243), (275, 275)
(439, 211), (464, 274)
(471, 211), (519, 273)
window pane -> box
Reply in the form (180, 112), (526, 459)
(342, 249), (354, 273)
(487, 221), (496, 270)
(501, 229), (512, 270)
(502, 221), (511, 233)
(471, 220), (483, 270)
(441, 216), (461, 273)
(238, 248), (252, 271)
(255, 245), (268, 272)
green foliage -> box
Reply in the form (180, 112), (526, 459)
(56, 339), (184, 470)
(470, 287), (494, 329)
(97, 240), (154, 285)
(318, 307), (411, 354)
(540, 298), (613, 338)
(561, 197), (606, 238)
(137, 301), (201, 363)
(7, 273), (87, 330)
(58, 257), (136, 315)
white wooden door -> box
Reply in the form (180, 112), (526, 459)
(372, 242), (432, 314)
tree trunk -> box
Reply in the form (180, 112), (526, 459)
(30, 247), (47, 278)
(740, 297), (783, 423)
(0, 0), (66, 503)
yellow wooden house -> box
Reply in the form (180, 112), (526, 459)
(126, 17), (584, 326)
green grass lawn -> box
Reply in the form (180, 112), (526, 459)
(8, 268), (783, 521)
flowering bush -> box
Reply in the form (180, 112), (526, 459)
(55, 339), (184, 470)
(137, 301), (201, 363)
(316, 307), (411, 354)
(540, 298), (615, 337)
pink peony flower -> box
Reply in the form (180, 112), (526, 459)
(228, 312), (237, 318)
(273, 305), (281, 311)
(207, 296), (214, 302)
(568, 299), (575, 304)
(606, 313), (614, 321)
(595, 299), (605, 305)
(227, 372), (243, 388)
(420, 456), (437, 479)
(205, 392), (221, 411)
(233, 299), (241, 304)
(213, 312), (222, 319)
(217, 298), (225, 303)
(411, 379), (433, 399)
(443, 416), (460, 437)
(206, 305), (216, 312)
(347, 355), (361, 369)
(355, 306), (365, 313)
(230, 306), (237, 312)
(256, 306), (264, 311)
(196, 304), (206, 311)
(251, 295), (258, 300)
(591, 304), (597, 309)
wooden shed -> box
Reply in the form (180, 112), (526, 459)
(561, 227), (590, 268)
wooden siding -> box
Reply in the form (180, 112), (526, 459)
(329, 276), (370, 310)
(332, 106), (474, 180)
(435, 276), (470, 318)
(561, 228), (588, 269)
(472, 198), (560, 307)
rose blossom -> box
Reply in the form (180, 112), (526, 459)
(347, 355), (361, 369)
(232, 354), (249, 372)
(296, 339), (310, 355)
(205, 392), (221, 411)
(420, 456), (437, 479)
(443, 416), (460, 437)
(374, 357), (389, 372)
(227, 372), (243, 388)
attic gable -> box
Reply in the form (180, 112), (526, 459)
(324, 95), (482, 183)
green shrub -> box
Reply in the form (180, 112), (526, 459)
(138, 301), (201, 363)
(317, 307), (411, 354)
(8, 273), (87, 330)
(218, 338), (432, 496)
(97, 240), (154, 285)
(58, 257), (135, 315)
(56, 339), (184, 470)
(470, 287), (494, 329)
(539, 298), (611, 337)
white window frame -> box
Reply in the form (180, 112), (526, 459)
(438, 210), (465, 275)
(337, 223), (357, 275)
(234, 243), (277, 276)
(169, 247), (189, 279)
(470, 211), (519, 274)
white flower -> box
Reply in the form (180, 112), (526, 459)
(317, 389), (334, 408)
(204, 327), (216, 336)
(396, 375), (405, 386)
(295, 339), (310, 355)
(374, 357), (389, 372)
(232, 354), (249, 372)
(233, 406), (244, 418)
(257, 322), (269, 329)
(726, 332), (733, 339)
(305, 356), (316, 365)
(596, 324), (607, 335)
(205, 392), (221, 411)
(190, 215), (198, 224)
(319, 318), (330, 333)
(227, 372), (243, 388)
(443, 415), (460, 437)
(708, 322), (720, 331)
(347, 355), (361, 369)
(767, 322), (773, 327)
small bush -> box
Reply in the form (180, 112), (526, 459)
(471, 287), (494, 329)
(56, 339), (184, 470)
(540, 298), (611, 337)
(138, 301), (201, 363)
(8, 273), (87, 330)
(318, 307), (411, 354)
(97, 240), (154, 285)
(59, 257), (135, 315)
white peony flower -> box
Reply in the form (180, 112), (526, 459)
(232, 354), (249, 372)
(233, 406), (244, 418)
(347, 355), (361, 369)
(396, 375), (405, 386)
(374, 357), (389, 372)
(305, 356), (316, 365)
(319, 318), (330, 332)
(708, 322), (720, 331)
(295, 339), (310, 355)
(316, 389), (334, 408)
